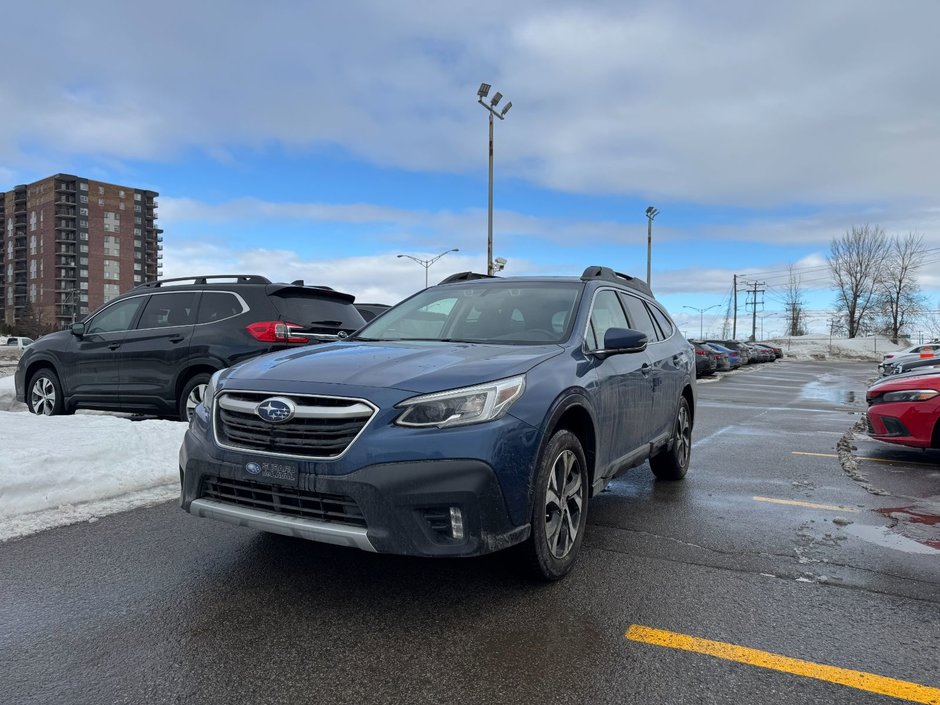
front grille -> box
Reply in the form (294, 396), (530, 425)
(865, 414), (875, 434)
(201, 476), (366, 528)
(215, 391), (377, 459)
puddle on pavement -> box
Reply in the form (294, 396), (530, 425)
(800, 381), (860, 404)
(845, 523), (940, 554)
(876, 506), (940, 550)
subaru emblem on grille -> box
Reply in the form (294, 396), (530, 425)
(245, 462), (262, 475)
(255, 397), (296, 424)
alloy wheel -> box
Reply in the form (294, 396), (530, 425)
(675, 404), (691, 468)
(31, 377), (56, 415)
(186, 383), (207, 421)
(544, 449), (583, 559)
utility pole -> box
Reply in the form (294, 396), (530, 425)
(744, 280), (766, 342)
(732, 274), (738, 339)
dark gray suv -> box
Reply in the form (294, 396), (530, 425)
(15, 274), (366, 420)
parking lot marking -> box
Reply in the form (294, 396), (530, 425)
(752, 496), (859, 512)
(625, 625), (940, 704)
(791, 451), (939, 468)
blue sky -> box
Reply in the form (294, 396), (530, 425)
(3, 1), (940, 338)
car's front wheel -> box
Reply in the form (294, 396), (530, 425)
(27, 368), (66, 416)
(524, 429), (589, 581)
(650, 396), (692, 480)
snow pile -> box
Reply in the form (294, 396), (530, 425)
(0, 407), (187, 541)
(767, 335), (905, 361)
(0, 375), (24, 411)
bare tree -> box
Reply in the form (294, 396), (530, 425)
(876, 232), (928, 343)
(828, 224), (889, 338)
(776, 264), (807, 336)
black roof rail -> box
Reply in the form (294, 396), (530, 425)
(580, 266), (653, 296)
(135, 274), (272, 289)
(438, 271), (499, 284)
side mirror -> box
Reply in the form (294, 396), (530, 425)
(70, 323), (86, 337)
(599, 328), (648, 356)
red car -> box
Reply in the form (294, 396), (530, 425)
(866, 372), (940, 449)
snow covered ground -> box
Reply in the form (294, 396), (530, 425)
(0, 336), (895, 542)
(0, 375), (186, 541)
(768, 335), (905, 361)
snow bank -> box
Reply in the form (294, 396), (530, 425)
(768, 335), (905, 361)
(0, 410), (187, 540)
(0, 375), (24, 411)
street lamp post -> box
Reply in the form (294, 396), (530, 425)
(683, 304), (719, 339)
(397, 249), (460, 288)
(477, 83), (512, 276)
(645, 206), (659, 287)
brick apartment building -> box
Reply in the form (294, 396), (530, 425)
(0, 174), (162, 328)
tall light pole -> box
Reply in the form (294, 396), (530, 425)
(477, 82), (512, 276)
(397, 249), (460, 288)
(683, 304), (719, 339)
(645, 206), (659, 287)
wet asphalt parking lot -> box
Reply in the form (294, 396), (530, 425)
(0, 359), (937, 704)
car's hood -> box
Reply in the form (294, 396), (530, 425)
(869, 370), (940, 391)
(221, 340), (566, 393)
(21, 329), (70, 352)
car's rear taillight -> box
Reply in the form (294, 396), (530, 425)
(695, 349), (707, 355)
(246, 321), (309, 344)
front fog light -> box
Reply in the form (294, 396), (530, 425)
(449, 506), (464, 540)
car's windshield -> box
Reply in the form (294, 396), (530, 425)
(355, 281), (582, 344)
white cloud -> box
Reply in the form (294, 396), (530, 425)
(4, 1), (940, 207)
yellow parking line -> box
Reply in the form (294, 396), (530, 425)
(791, 451), (938, 467)
(752, 496), (859, 513)
(625, 625), (940, 704)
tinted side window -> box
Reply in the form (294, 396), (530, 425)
(648, 304), (675, 338)
(588, 290), (629, 350)
(197, 292), (245, 324)
(137, 292), (198, 329)
(86, 297), (145, 334)
(619, 293), (660, 341)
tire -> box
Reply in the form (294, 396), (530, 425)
(650, 397), (692, 481)
(523, 429), (589, 581)
(178, 373), (212, 422)
(27, 368), (66, 416)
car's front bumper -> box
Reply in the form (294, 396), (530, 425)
(179, 424), (532, 557)
(866, 402), (938, 449)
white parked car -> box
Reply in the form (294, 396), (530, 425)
(3, 336), (34, 350)
(880, 342), (940, 370)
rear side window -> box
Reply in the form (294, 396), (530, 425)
(197, 292), (246, 324)
(137, 292), (198, 329)
(270, 292), (366, 333)
(619, 293), (660, 342)
(648, 304), (674, 339)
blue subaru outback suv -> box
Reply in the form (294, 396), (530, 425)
(180, 266), (695, 579)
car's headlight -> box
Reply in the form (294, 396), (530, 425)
(882, 389), (939, 402)
(203, 370), (224, 412)
(395, 375), (526, 428)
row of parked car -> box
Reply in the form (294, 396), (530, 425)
(866, 341), (940, 450)
(689, 339), (783, 378)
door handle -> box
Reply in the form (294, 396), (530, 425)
(168, 335), (185, 343)
(640, 363), (651, 375)
(108, 343), (121, 351)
